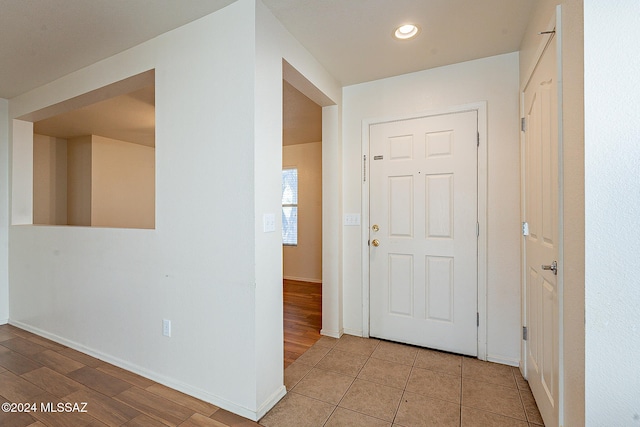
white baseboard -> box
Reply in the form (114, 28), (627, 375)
(8, 319), (278, 422)
(320, 328), (342, 339)
(0, 318), (8, 325)
(283, 276), (322, 284)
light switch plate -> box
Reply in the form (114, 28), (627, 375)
(344, 214), (361, 226)
(263, 213), (276, 232)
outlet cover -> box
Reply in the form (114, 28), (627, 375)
(162, 319), (171, 337)
(263, 213), (276, 233)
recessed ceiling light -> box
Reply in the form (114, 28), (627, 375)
(394, 24), (420, 40)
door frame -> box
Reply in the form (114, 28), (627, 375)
(361, 102), (488, 360)
(519, 5), (564, 423)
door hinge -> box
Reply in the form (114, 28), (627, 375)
(477, 312), (480, 327)
(477, 132), (480, 147)
(521, 117), (526, 132)
(476, 222), (479, 237)
(522, 222), (529, 236)
(523, 326), (528, 341)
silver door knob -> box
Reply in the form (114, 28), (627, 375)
(541, 261), (558, 275)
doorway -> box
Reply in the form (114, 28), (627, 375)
(362, 103), (488, 360)
(282, 79), (323, 367)
(521, 9), (562, 427)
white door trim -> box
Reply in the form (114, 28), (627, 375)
(361, 102), (488, 360)
(520, 5), (564, 424)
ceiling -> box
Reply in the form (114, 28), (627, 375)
(2, 0), (535, 144)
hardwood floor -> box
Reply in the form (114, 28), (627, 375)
(283, 279), (322, 368)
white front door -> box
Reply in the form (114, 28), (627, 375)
(523, 24), (560, 427)
(369, 111), (478, 356)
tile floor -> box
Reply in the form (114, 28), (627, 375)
(261, 334), (545, 427)
(1, 323), (544, 427)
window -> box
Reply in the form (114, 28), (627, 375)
(282, 168), (298, 245)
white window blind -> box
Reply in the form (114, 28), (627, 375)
(282, 168), (298, 245)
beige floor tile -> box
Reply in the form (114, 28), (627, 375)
(512, 366), (531, 391)
(291, 368), (354, 404)
(394, 391), (460, 427)
(462, 378), (526, 421)
(315, 349), (368, 377)
(461, 406), (529, 427)
(325, 407), (391, 427)
(370, 341), (418, 366)
(314, 336), (339, 349)
(294, 343), (331, 366)
(357, 357), (411, 389)
(284, 361), (313, 390)
(259, 392), (334, 427)
(413, 348), (462, 376)
(333, 335), (380, 357)
(338, 379), (402, 422)
(405, 366), (461, 404)
(462, 357), (517, 389)
(519, 388), (545, 425)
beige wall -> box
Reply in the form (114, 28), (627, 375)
(283, 141), (322, 282)
(67, 135), (92, 226)
(34, 134), (155, 229)
(91, 135), (155, 229)
(519, 1), (585, 425)
(33, 134), (67, 225)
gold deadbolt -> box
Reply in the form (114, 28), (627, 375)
(372, 239), (380, 247)
(372, 224), (379, 232)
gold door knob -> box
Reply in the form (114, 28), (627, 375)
(372, 224), (379, 232)
(372, 239), (380, 247)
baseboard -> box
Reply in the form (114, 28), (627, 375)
(320, 328), (342, 339)
(283, 276), (322, 284)
(8, 319), (271, 421)
(486, 353), (520, 367)
(256, 385), (286, 421)
(0, 318), (8, 325)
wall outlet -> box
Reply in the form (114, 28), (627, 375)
(263, 213), (276, 233)
(162, 319), (171, 337)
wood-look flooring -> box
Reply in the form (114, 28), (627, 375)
(0, 280), (321, 426)
(283, 279), (322, 368)
(0, 324), (260, 426)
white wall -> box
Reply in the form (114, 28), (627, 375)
(519, 1), (585, 425)
(0, 98), (8, 323)
(585, 1), (640, 424)
(254, 0), (341, 409)
(283, 142), (322, 282)
(342, 53), (521, 364)
(9, 0), (263, 419)
(91, 135), (155, 229)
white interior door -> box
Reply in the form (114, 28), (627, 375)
(523, 26), (560, 427)
(369, 111), (478, 356)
